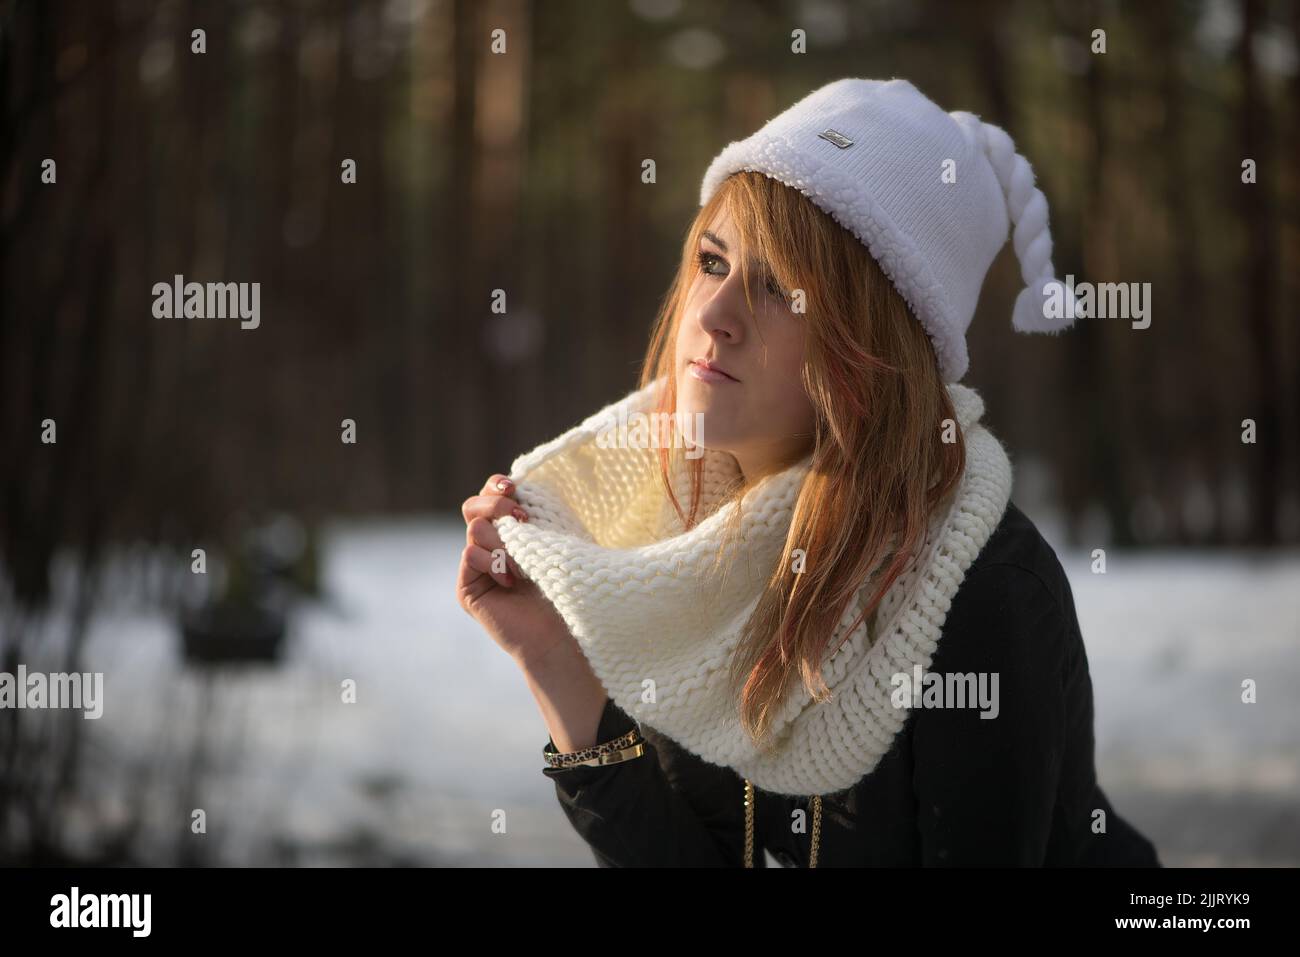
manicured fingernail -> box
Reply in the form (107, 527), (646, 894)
(496, 478), (513, 491)
(503, 574), (515, 587)
(513, 508), (528, 522)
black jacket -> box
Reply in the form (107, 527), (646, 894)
(541, 501), (1162, 867)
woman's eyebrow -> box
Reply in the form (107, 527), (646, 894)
(700, 231), (768, 272)
(701, 230), (728, 252)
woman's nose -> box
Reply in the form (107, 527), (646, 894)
(697, 274), (747, 343)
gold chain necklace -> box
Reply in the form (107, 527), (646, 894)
(743, 779), (821, 867)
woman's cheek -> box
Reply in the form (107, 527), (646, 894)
(783, 376), (814, 435)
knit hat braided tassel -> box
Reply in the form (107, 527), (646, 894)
(960, 115), (1079, 334)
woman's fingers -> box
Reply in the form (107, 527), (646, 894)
(456, 544), (491, 602)
(466, 517), (525, 579)
(461, 541), (515, 589)
(461, 492), (529, 526)
(462, 473), (529, 525)
(480, 474), (515, 496)
(457, 544), (504, 604)
(456, 473), (531, 594)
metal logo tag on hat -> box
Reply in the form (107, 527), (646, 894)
(817, 128), (854, 149)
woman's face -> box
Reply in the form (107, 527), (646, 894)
(673, 207), (816, 481)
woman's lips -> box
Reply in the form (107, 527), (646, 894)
(689, 359), (738, 384)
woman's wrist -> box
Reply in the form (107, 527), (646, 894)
(516, 636), (608, 754)
(511, 626), (580, 678)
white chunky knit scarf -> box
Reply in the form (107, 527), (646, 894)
(495, 378), (1013, 797)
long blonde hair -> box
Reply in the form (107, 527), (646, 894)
(637, 171), (966, 747)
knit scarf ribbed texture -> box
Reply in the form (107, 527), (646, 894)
(494, 377), (1013, 797)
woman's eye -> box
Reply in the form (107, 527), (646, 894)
(696, 250), (725, 277)
(764, 276), (790, 302)
(696, 251), (786, 302)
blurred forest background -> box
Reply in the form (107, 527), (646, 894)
(1, 0), (1297, 866)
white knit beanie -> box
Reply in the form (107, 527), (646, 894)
(699, 77), (1077, 383)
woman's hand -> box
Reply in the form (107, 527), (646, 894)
(456, 473), (576, 669)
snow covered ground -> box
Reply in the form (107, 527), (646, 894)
(27, 515), (1300, 867)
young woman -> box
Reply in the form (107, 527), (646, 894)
(456, 79), (1160, 867)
